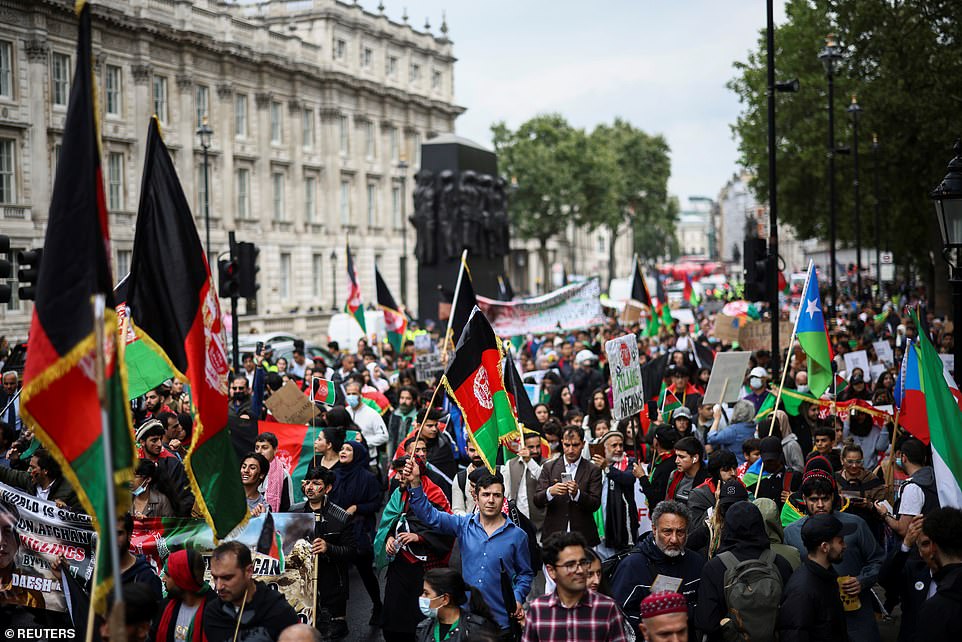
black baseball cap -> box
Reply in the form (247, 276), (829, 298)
(801, 513), (857, 549)
(718, 479), (749, 506)
(759, 436), (783, 462)
(654, 424), (681, 449)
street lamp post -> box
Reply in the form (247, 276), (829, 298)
(398, 154), (409, 306)
(196, 116), (213, 262)
(873, 133), (882, 295)
(819, 34), (843, 313)
(930, 140), (962, 376)
(847, 95), (863, 299)
(330, 250), (338, 311)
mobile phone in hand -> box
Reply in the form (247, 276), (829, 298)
(561, 472), (573, 484)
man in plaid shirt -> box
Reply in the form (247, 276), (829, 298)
(522, 531), (628, 642)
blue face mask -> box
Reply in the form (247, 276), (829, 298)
(132, 482), (148, 497)
(895, 457), (903, 469)
(346, 394), (360, 408)
(418, 596), (438, 618)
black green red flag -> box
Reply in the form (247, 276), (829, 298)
(375, 265), (407, 353)
(501, 351), (550, 460)
(345, 242), (367, 333)
(630, 256), (653, 308)
(18, 2), (136, 614)
(446, 253), (478, 351)
(126, 117), (246, 539)
(440, 307), (518, 472)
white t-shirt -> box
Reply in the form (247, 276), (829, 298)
(898, 482), (925, 516)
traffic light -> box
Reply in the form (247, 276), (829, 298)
(218, 256), (240, 298)
(0, 235), (11, 304)
(237, 241), (260, 299)
(17, 248), (43, 301)
(743, 238), (769, 302)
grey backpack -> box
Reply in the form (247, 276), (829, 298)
(717, 549), (783, 642)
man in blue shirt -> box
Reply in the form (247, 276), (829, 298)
(402, 457), (534, 634)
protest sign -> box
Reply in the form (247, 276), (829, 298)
(843, 350), (871, 379)
(265, 381), (319, 424)
(132, 513), (316, 621)
(712, 314), (743, 345)
(703, 351), (752, 405)
(940, 353), (955, 377)
(873, 340), (895, 369)
(670, 309), (696, 326)
(605, 334), (645, 420)
(0, 482), (97, 612)
(737, 320), (794, 352)
(414, 334), (444, 382)
(476, 278), (607, 336)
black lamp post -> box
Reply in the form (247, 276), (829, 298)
(398, 153), (409, 306)
(873, 133), (882, 295)
(329, 250), (338, 311)
(847, 94), (863, 299)
(930, 139), (962, 375)
(818, 34), (843, 313)
(196, 116), (213, 262)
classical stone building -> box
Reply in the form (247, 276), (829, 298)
(0, 0), (462, 339)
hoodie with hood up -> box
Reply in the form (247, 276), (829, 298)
(694, 501), (794, 642)
(753, 497), (801, 570)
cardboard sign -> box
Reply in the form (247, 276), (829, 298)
(737, 320), (794, 352)
(605, 334), (645, 420)
(703, 351), (752, 405)
(873, 341), (895, 369)
(264, 381), (319, 424)
(713, 314), (743, 345)
(414, 334), (444, 382)
(843, 350), (871, 380)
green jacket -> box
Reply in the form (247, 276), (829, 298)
(0, 464), (80, 510)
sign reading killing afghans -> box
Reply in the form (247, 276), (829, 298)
(605, 334), (645, 420)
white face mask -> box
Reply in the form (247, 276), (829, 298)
(750, 377), (764, 390)
(418, 596), (438, 618)
(797, 384), (810, 394)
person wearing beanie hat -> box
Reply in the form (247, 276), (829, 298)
(135, 418), (194, 516)
(783, 469), (884, 642)
(151, 548), (213, 642)
(780, 454), (843, 528)
(639, 592), (688, 642)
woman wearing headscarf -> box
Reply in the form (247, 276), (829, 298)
(329, 441), (384, 625)
(758, 410), (805, 472)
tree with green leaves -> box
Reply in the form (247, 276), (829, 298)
(729, 0), (962, 308)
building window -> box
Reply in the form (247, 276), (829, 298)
(365, 122), (375, 159)
(302, 109), (315, 148)
(361, 47), (373, 68)
(339, 115), (349, 155)
(270, 101), (282, 144)
(234, 93), (248, 138)
(195, 85), (209, 128)
(236, 168), (250, 219)
(392, 184), (401, 229)
(272, 172), (285, 221)
(52, 142), (62, 178)
(390, 127), (399, 162)
(116, 249), (131, 279)
(334, 39), (346, 60)
(107, 152), (124, 211)
(152, 75), (168, 122)
(5, 250), (18, 310)
(432, 70), (442, 90)
(339, 179), (351, 225)
(312, 254), (324, 297)
(0, 41), (11, 99)
(367, 182), (378, 227)
(596, 232), (606, 254)
(279, 252), (291, 299)
(105, 65), (121, 115)
(409, 63), (420, 82)
(387, 55), (398, 78)
(52, 53), (71, 106)
(196, 163), (208, 216)
(304, 176), (316, 223)
(0, 138), (15, 204)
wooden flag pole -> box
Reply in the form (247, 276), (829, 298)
(93, 294), (126, 642)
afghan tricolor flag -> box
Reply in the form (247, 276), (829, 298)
(126, 117), (246, 539)
(910, 309), (962, 508)
(795, 262), (834, 398)
(441, 307), (518, 473)
(447, 252), (478, 351)
(114, 273), (174, 399)
(683, 274), (700, 308)
(375, 266), (407, 353)
(629, 256), (653, 308)
(344, 242), (367, 333)
(18, 2), (136, 614)
(313, 377), (337, 405)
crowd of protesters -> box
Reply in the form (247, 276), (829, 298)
(3, 287), (962, 642)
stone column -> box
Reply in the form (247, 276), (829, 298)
(24, 37), (50, 225)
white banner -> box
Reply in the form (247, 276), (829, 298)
(476, 278), (607, 336)
(605, 334), (645, 420)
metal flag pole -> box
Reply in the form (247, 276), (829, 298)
(442, 249), (469, 359)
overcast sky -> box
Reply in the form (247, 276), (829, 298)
(387, 1), (787, 206)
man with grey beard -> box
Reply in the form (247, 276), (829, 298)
(610, 500), (707, 632)
(589, 431), (639, 559)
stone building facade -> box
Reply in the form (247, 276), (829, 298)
(0, 0), (462, 338)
